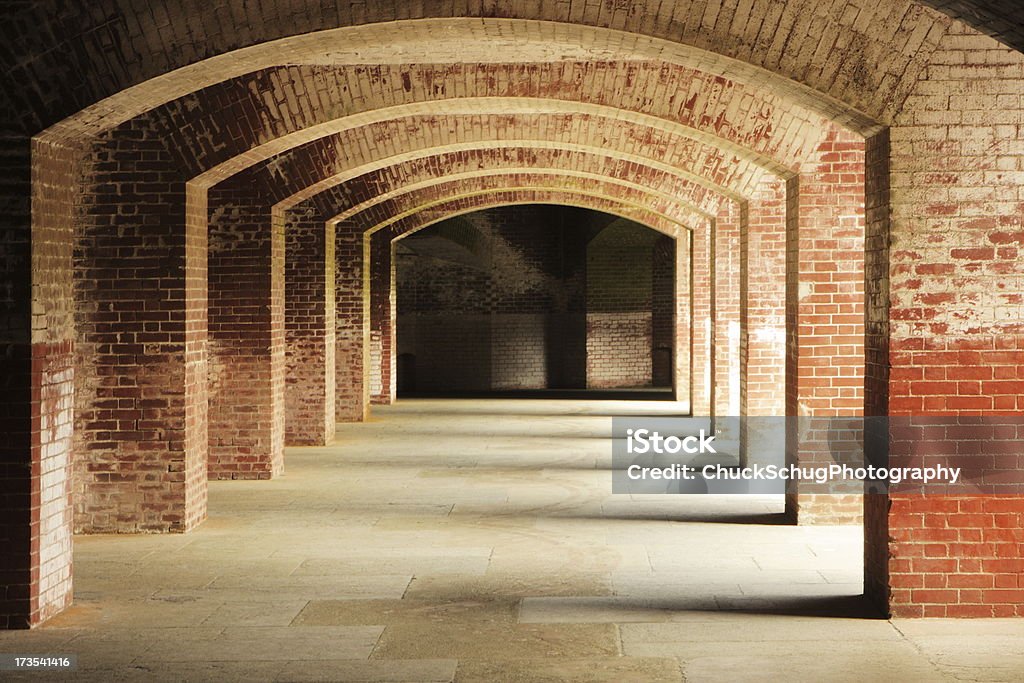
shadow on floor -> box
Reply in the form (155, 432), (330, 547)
(706, 594), (885, 619)
(399, 389), (675, 401)
(558, 511), (792, 525)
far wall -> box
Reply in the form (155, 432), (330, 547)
(396, 204), (674, 393)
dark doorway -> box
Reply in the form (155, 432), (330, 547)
(395, 204), (675, 398)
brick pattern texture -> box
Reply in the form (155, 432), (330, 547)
(2, 1), (1023, 628)
(396, 205), (672, 393)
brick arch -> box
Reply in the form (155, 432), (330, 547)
(376, 188), (697, 241)
(19, 6), (953, 145)
(216, 107), (771, 210)
(164, 65), (816, 188)
(355, 185), (703, 415)
(342, 175), (707, 238)
(7, 0), (1020, 633)
(276, 175), (704, 431)
(70, 63), (828, 538)
(920, 0), (1024, 52)
(329, 166), (717, 228)
(320, 164), (720, 231)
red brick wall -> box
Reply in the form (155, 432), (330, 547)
(691, 220), (713, 416)
(284, 211), (336, 445)
(206, 188), (284, 480)
(0, 139), (77, 628)
(369, 232), (395, 404)
(334, 221), (366, 421)
(882, 25), (1024, 618)
(784, 133), (867, 526)
(743, 180), (787, 417)
(396, 206), (668, 392)
(712, 202), (742, 416)
(73, 120), (208, 533)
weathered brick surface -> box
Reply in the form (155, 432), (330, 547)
(0, 139), (76, 628)
(783, 133), (867, 527)
(882, 25), (1024, 618)
(333, 221), (366, 422)
(0, 4), (948, 141)
(284, 210), (336, 444)
(922, 0), (1024, 53)
(743, 180), (787, 418)
(369, 232), (395, 405)
(2, 0), (1022, 629)
(206, 188), (284, 479)
(395, 205), (667, 393)
(73, 122), (208, 534)
(712, 202), (742, 417)
(691, 217), (713, 416)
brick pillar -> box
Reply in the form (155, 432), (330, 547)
(877, 30), (1024, 617)
(207, 187), (283, 479)
(651, 235), (675, 389)
(785, 132), (866, 525)
(335, 220), (366, 421)
(283, 210), (335, 445)
(691, 221), (712, 416)
(863, 129), (893, 614)
(675, 231), (692, 409)
(369, 230), (395, 405)
(0, 139), (75, 627)
(74, 123), (207, 533)
(712, 202), (741, 417)
(743, 180), (787, 417)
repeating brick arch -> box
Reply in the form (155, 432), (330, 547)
(218, 110), (767, 212)
(149, 62), (823, 188)
(293, 161), (720, 231)
(302, 161), (724, 233)
(14, 3), (966, 145)
(341, 173), (711, 238)
(366, 189), (703, 245)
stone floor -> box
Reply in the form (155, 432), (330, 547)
(2, 399), (1023, 682)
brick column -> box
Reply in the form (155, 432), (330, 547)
(651, 235), (675, 389)
(207, 187), (283, 479)
(785, 132), (866, 525)
(283, 210), (335, 445)
(743, 180), (787, 417)
(0, 140), (75, 627)
(712, 202), (741, 417)
(675, 231), (692, 408)
(691, 221), (712, 416)
(73, 123), (207, 533)
(369, 230), (395, 405)
(335, 220), (366, 421)
(875, 29), (1024, 617)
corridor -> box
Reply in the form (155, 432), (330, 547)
(2, 401), (1020, 681)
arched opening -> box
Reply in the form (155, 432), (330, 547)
(394, 205), (676, 398)
(3, 3), (1021, 660)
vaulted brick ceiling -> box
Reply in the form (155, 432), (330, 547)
(3, 2), (958, 138)
(919, 0), (1024, 54)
